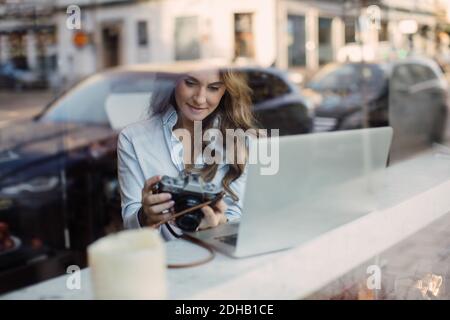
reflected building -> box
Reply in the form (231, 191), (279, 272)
(0, 0), (57, 87)
(0, 0), (450, 88)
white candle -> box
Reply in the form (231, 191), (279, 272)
(88, 228), (167, 299)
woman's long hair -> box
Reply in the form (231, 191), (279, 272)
(150, 68), (257, 201)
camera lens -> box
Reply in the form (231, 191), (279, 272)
(175, 196), (204, 232)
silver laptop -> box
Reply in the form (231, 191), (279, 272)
(186, 127), (393, 258)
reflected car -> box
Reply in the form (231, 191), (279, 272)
(305, 58), (449, 143)
(0, 62), (47, 89)
(0, 65), (314, 254)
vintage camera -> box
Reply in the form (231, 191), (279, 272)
(154, 173), (224, 232)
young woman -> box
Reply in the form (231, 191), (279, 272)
(117, 67), (257, 240)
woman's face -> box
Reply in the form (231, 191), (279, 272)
(174, 69), (226, 125)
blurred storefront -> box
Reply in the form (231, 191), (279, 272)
(53, 0), (277, 86)
(278, 0), (450, 77)
(0, 0), (57, 88)
(1, 0), (450, 88)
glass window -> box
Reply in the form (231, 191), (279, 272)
(101, 24), (121, 68)
(308, 63), (385, 94)
(410, 64), (437, 83)
(234, 13), (254, 59)
(255, 103), (310, 135)
(391, 64), (414, 88)
(392, 64), (437, 89)
(287, 15), (306, 67)
(379, 21), (388, 42)
(41, 73), (174, 125)
(246, 71), (290, 104)
(137, 21), (148, 47)
(174, 16), (200, 60)
(318, 17), (333, 65)
(9, 31), (27, 69)
(36, 27), (58, 74)
(345, 20), (356, 44)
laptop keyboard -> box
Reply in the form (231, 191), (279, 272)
(215, 233), (238, 246)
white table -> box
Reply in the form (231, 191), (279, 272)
(2, 148), (450, 300)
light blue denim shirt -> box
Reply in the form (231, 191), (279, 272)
(117, 105), (247, 240)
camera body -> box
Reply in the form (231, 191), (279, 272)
(154, 173), (223, 232)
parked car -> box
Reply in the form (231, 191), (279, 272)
(0, 65), (313, 261)
(304, 57), (449, 145)
(0, 62), (47, 89)
(241, 67), (314, 135)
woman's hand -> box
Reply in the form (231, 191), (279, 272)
(140, 175), (174, 227)
(198, 199), (228, 230)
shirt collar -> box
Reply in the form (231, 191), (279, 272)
(162, 104), (178, 128)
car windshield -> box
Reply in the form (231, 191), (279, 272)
(308, 63), (385, 94)
(40, 72), (176, 127)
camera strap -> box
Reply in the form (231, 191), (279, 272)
(151, 199), (215, 229)
(166, 232), (216, 269)
(149, 200), (217, 269)
(151, 192), (225, 268)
